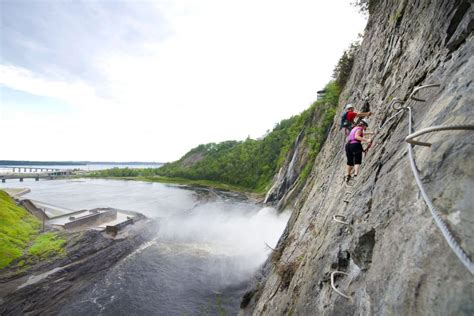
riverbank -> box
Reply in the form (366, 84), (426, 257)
(0, 177), (288, 314)
(0, 215), (157, 314)
(0, 189), (156, 314)
(1, 187), (31, 198)
(87, 175), (266, 203)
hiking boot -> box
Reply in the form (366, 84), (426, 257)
(345, 175), (351, 183)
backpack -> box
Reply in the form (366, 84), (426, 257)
(340, 111), (352, 129)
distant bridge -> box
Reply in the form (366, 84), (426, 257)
(0, 169), (75, 182)
(7, 167), (62, 173)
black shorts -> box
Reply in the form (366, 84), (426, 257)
(345, 142), (363, 166)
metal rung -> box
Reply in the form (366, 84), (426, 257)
(330, 271), (351, 300)
(389, 98), (405, 111)
(409, 84), (441, 102)
(405, 124), (474, 147)
(333, 215), (349, 225)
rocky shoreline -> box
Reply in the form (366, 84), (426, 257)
(0, 218), (157, 315)
(85, 175), (266, 204)
(178, 184), (265, 204)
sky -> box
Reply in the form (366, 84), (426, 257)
(0, 0), (367, 162)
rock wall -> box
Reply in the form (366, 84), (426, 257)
(241, 0), (473, 315)
(264, 130), (307, 206)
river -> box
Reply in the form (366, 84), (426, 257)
(0, 178), (290, 315)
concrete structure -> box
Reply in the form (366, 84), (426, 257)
(104, 211), (146, 235)
(63, 209), (118, 230)
(19, 199), (49, 221)
(46, 206), (142, 232)
(4, 189), (142, 232)
(105, 218), (134, 235)
(2, 188), (31, 198)
(316, 89), (326, 100)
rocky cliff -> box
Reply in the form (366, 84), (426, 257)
(241, 0), (473, 315)
(0, 220), (156, 315)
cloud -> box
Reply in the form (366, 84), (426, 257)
(0, 0), (367, 162)
(0, 0), (169, 83)
(0, 65), (99, 108)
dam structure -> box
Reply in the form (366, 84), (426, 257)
(4, 189), (143, 234)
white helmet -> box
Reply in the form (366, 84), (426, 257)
(360, 118), (369, 126)
(345, 103), (354, 110)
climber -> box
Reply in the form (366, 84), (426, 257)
(345, 118), (372, 183)
(340, 104), (372, 136)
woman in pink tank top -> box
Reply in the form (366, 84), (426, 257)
(345, 119), (372, 183)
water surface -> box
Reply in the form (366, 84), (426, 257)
(0, 178), (289, 315)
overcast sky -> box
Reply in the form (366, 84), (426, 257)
(0, 0), (366, 162)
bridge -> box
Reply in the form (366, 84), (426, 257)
(7, 167), (62, 173)
(0, 169), (75, 182)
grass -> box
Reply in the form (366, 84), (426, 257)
(0, 191), (40, 269)
(0, 191), (66, 270)
(28, 232), (66, 258)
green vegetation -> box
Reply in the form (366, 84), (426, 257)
(0, 191), (66, 270)
(91, 81), (341, 193)
(351, 0), (379, 15)
(91, 167), (146, 178)
(333, 42), (360, 89)
(100, 175), (253, 193)
(0, 191), (40, 269)
(28, 232), (66, 258)
(389, 6), (405, 26)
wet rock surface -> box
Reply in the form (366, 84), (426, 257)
(264, 130), (308, 205)
(0, 219), (157, 315)
(241, 0), (474, 315)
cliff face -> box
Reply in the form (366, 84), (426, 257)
(241, 0), (473, 315)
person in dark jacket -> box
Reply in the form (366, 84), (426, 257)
(340, 103), (372, 136)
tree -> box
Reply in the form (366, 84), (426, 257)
(332, 42), (360, 89)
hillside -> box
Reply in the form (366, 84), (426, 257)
(240, 0), (473, 315)
(93, 81), (340, 193)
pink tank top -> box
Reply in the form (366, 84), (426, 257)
(348, 126), (363, 144)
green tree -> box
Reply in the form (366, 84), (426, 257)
(332, 42), (360, 89)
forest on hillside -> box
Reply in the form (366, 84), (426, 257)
(92, 43), (359, 192)
(93, 81), (339, 192)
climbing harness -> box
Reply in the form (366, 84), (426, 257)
(363, 142), (373, 156)
(393, 84), (474, 275)
(330, 271), (351, 300)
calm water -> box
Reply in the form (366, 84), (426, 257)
(0, 178), (289, 315)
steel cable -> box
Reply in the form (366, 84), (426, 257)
(407, 107), (474, 275)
